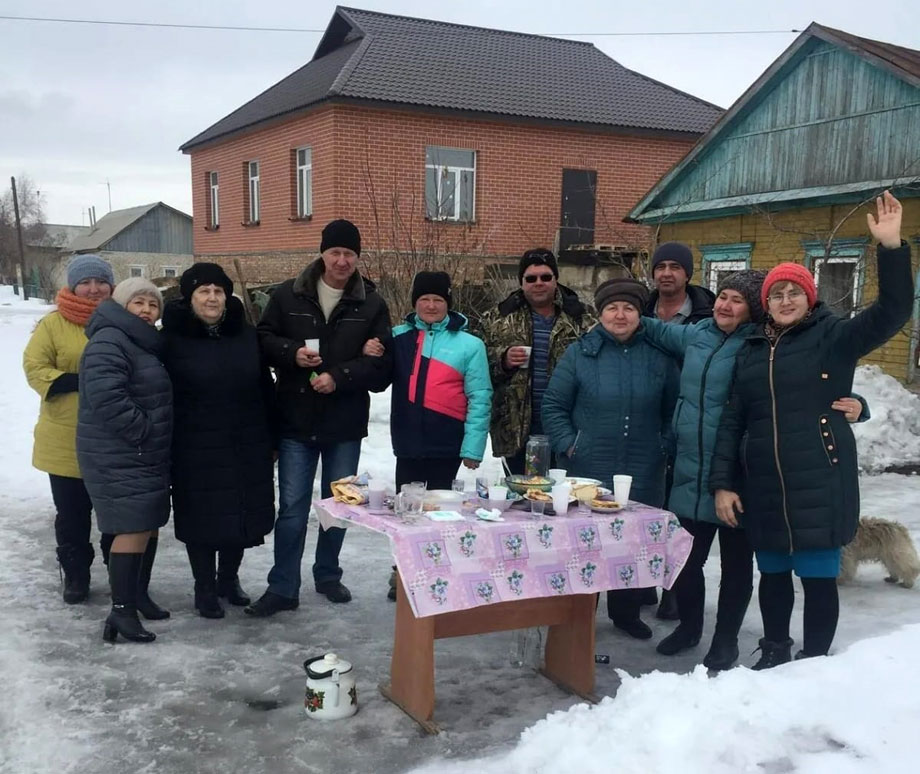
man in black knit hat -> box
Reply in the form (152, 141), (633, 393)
(247, 219), (393, 615)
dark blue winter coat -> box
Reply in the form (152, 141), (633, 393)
(77, 300), (172, 534)
(541, 324), (679, 507)
(390, 311), (492, 461)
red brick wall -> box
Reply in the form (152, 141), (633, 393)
(188, 103), (698, 276)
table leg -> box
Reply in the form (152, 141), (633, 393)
(541, 593), (598, 702)
(379, 574), (439, 734)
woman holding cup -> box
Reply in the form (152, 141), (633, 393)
(542, 278), (679, 639)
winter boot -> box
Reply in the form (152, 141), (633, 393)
(751, 637), (793, 670)
(136, 537), (170, 620)
(187, 544), (224, 619)
(216, 548), (250, 606)
(703, 636), (740, 671)
(656, 624), (702, 656)
(703, 579), (752, 671)
(57, 543), (93, 604)
(102, 553), (156, 643)
(656, 589), (680, 621)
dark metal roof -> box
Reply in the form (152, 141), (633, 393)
(181, 6), (723, 151)
(810, 23), (920, 86)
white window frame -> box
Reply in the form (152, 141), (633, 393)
(803, 239), (866, 318)
(425, 147), (475, 222)
(209, 171), (219, 228)
(248, 161), (260, 223)
(128, 265), (146, 278)
(700, 242), (753, 292)
(296, 147), (312, 218)
(162, 266), (180, 279)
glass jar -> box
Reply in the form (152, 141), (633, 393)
(525, 435), (551, 478)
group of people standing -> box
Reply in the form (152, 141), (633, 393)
(25, 194), (913, 670)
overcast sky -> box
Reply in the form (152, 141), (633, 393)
(1, 0), (917, 225)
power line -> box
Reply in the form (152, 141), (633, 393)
(0, 14), (801, 37)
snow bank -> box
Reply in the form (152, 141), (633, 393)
(413, 624), (920, 774)
(852, 366), (920, 472)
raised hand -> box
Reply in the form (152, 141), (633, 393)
(866, 191), (902, 249)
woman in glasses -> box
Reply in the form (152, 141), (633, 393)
(711, 192), (913, 668)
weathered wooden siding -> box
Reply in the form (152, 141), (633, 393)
(658, 40), (920, 208)
(106, 206), (193, 254)
(658, 198), (920, 382)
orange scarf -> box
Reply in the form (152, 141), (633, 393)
(55, 288), (102, 327)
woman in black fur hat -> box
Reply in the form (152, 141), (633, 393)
(161, 263), (277, 619)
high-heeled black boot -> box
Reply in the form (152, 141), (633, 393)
(187, 544), (224, 619)
(103, 553), (156, 643)
(136, 536), (170, 620)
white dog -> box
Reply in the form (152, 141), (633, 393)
(839, 517), (920, 588)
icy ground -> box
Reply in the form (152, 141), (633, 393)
(1, 287), (919, 774)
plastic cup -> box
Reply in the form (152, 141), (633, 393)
(304, 338), (320, 353)
(548, 468), (567, 484)
(518, 346), (533, 369)
(530, 499), (546, 519)
(551, 483), (571, 516)
(368, 478), (386, 510)
(488, 485), (508, 501)
(613, 475), (633, 505)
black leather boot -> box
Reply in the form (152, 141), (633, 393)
(656, 624), (702, 655)
(103, 553), (156, 643)
(217, 547), (250, 606)
(187, 544), (224, 619)
(136, 536), (170, 620)
(703, 636), (740, 671)
(751, 637), (793, 670)
(57, 544), (93, 604)
(656, 589), (680, 620)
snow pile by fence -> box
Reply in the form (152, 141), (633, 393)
(853, 365), (920, 472)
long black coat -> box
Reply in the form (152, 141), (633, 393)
(710, 244), (913, 552)
(257, 259), (393, 444)
(77, 301), (172, 534)
(161, 297), (276, 548)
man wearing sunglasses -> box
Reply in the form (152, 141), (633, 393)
(481, 248), (594, 474)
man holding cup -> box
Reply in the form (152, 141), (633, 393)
(247, 219), (392, 615)
(481, 249), (594, 474)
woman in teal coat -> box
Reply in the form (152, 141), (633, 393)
(645, 271), (868, 669)
(542, 278), (678, 639)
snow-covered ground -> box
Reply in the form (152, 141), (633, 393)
(2, 286), (919, 774)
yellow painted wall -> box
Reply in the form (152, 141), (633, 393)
(659, 199), (920, 382)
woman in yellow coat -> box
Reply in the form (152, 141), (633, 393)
(23, 254), (116, 605)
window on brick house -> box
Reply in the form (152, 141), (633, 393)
(295, 147), (312, 218)
(700, 243), (753, 292)
(207, 171), (219, 228)
(425, 147), (475, 222)
(245, 161), (260, 224)
(804, 239), (866, 317)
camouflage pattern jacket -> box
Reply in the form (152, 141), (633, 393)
(480, 285), (594, 458)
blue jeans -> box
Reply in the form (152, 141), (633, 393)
(267, 438), (362, 599)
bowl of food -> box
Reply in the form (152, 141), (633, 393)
(505, 474), (553, 495)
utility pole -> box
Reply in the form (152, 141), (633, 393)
(101, 179), (112, 212)
(10, 176), (29, 301)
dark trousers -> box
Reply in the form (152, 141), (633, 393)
(673, 519), (753, 638)
(186, 543), (245, 586)
(49, 474), (113, 555)
(395, 457), (462, 491)
(759, 572), (839, 656)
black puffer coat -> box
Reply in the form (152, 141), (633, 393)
(257, 259), (393, 444)
(77, 300), (172, 534)
(161, 297), (276, 547)
(710, 244), (913, 552)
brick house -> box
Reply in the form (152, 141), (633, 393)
(627, 23), (920, 383)
(180, 6), (722, 287)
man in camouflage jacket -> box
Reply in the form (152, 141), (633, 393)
(481, 249), (594, 472)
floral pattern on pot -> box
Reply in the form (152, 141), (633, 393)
(349, 685), (357, 706)
(305, 688), (325, 713)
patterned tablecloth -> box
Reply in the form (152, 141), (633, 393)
(315, 499), (693, 619)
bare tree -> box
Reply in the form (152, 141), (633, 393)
(0, 175), (46, 283)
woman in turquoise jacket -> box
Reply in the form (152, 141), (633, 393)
(643, 270), (867, 670)
(542, 278), (679, 640)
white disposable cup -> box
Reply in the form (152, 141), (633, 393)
(548, 468), (567, 484)
(304, 338), (320, 353)
(551, 483), (571, 515)
(368, 478), (386, 510)
(613, 475), (633, 505)
(518, 346), (533, 369)
(488, 485), (509, 502)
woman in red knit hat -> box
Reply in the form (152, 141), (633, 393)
(710, 191), (914, 669)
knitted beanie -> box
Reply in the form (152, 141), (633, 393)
(518, 248), (559, 284)
(594, 278), (649, 313)
(320, 219), (361, 256)
(112, 277), (163, 309)
(651, 242), (694, 280)
(67, 253), (114, 290)
(180, 262), (233, 300)
(411, 271), (452, 307)
(761, 263), (817, 309)
(717, 269), (768, 323)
